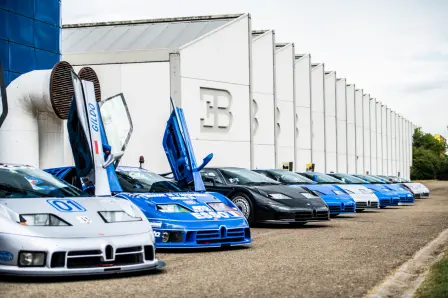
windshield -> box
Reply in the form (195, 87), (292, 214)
(299, 172), (345, 184)
(269, 170), (315, 184)
(0, 166), (87, 198)
(329, 173), (368, 184)
(116, 169), (187, 193)
(220, 168), (280, 185)
(354, 174), (385, 184)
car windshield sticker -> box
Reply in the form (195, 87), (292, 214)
(47, 199), (87, 212)
(24, 176), (57, 191)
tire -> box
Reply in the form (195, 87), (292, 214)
(380, 206), (386, 209)
(330, 214), (340, 218)
(230, 192), (255, 224)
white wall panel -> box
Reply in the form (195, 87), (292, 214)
(311, 63), (326, 172)
(376, 101), (383, 175)
(386, 108), (392, 175)
(370, 98), (377, 175)
(336, 78), (347, 173)
(363, 94), (371, 174)
(252, 31), (275, 169)
(324, 71), (337, 172)
(275, 43), (295, 168)
(294, 54), (312, 171)
(346, 84), (356, 173)
(382, 105), (388, 174)
(69, 63), (172, 172)
(391, 111), (397, 175)
(180, 15), (251, 168)
(355, 89), (364, 174)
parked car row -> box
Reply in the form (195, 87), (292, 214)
(0, 68), (429, 278)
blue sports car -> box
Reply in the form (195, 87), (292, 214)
(328, 173), (400, 208)
(46, 85), (251, 249)
(253, 169), (356, 216)
(368, 175), (415, 205)
(46, 166), (251, 248)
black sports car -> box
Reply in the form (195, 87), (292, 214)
(200, 167), (330, 225)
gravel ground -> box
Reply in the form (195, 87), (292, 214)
(1, 181), (448, 298)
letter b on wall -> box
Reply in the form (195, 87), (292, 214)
(200, 87), (233, 133)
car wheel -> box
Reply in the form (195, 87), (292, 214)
(380, 206), (386, 209)
(330, 214), (340, 218)
(231, 193), (254, 224)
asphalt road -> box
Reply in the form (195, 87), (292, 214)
(1, 181), (448, 298)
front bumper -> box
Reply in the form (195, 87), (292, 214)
(256, 206), (330, 223)
(153, 227), (251, 249)
(0, 232), (162, 276)
(355, 201), (379, 209)
(398, 194), (415, 205)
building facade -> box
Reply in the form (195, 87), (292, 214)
(0, 0), (61, 85)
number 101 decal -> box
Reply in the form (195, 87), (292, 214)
(47, 199), (87, 212)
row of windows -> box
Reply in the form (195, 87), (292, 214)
(0, 40), (60, 84)
(0, 0), (60, 27)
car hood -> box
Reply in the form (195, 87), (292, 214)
(402, 183), (427, 193)
(116, 192), (246, 222)
(364, 184), (391, 193)
(0, 197), (151, 238)
(385, 184), (411, 193)
(254, 184), (328, 208)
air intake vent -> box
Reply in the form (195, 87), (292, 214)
(78, 67), (101, 102)
(49, 61), (75, 120)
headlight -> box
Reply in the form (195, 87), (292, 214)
(98, 211), (142, 223)
(207, 202), (235, 211)
(301, 193), (319, 199)
(19, 251), (46, 267)
(156, 204), (191, 213)
(382, 188), (390, 192)
(269, 193), (292, 200)
(333, 190), (344, 195)
(161, 231), (183, 243)
(20, 214), (70, 226)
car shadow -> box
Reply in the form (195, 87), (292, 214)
(251, 223), (333, 229)
(0, 267), (166, 284)
(158, 245), (251, 254)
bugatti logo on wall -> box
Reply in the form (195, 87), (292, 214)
(200, 87), (233, 132)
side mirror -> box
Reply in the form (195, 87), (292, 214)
(103, 151), (124, 168)
(203, 176), (217, 187)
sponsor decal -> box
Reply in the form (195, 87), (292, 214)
(47, 199), (87, 212)
(0, 251), (13, 262)
(76, 216), (92, 224)
(191, 205), (212, 212)
(191, 211), (242, 220)
(88, 103), (99, 132)
(149, 221), (162, 228)
(183, 200), (198, 205)
(153, 231), (161, 238)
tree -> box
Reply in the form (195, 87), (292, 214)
(411, 128), (448, 180)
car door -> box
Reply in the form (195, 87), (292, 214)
(200, 169), (234, 197)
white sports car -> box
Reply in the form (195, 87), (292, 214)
(0, 163), (162, 276)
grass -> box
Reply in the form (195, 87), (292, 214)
(415, 249), (448, 298)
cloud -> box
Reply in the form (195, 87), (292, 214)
(413, 51), (448, 62)
(401, 80), (448, 94)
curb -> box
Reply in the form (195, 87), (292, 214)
(365, 228), (448, 298)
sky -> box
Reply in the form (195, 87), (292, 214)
(62, 0), (448, 137)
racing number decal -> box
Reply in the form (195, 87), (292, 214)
(191, 211), (241, 219)
(47, 199), (87, 212)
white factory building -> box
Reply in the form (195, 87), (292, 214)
(61, 13), (414, 178)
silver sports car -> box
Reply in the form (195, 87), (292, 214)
(0, 163), (162, 276)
